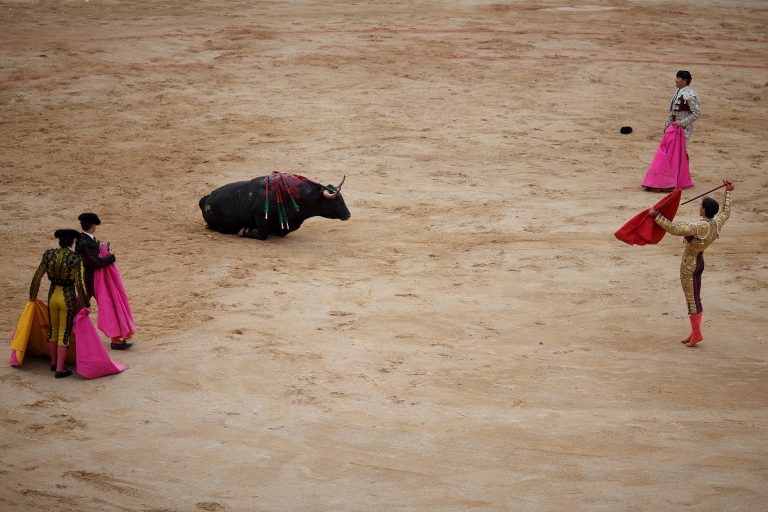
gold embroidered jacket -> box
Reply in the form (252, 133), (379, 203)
(654, 191), (731, 254)
(30, 247), (89, 305)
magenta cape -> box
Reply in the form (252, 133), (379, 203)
(8, 301), (124, 379)
(94, 244), (136, 340)
(73, 307), (125, 379)
(641, 125), (693, 190)
(614, 189), (681, 245)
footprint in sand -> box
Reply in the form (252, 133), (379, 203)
(196, 502), (228, 511)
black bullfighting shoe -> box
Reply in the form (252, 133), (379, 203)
(55, 369), (73, 379)
(111, 341), (134, 350)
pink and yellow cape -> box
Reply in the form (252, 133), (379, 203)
(9, 300), (124, 379)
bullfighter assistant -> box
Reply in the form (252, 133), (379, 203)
(29, 229), (91, 378)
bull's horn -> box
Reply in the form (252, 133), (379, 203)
(323, 175), (346, 198)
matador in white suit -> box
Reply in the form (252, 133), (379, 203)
(664, 70), (701, 146)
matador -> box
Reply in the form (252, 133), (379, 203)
(664, 70), (701, 146)
(30, 229), (90, 377)
(648, 181), (734, 347)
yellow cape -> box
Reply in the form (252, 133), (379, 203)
(10, 300), (76, 364)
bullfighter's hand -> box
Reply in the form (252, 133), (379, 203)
(724, 180), (734, 192)
(648, 207), (659, 218)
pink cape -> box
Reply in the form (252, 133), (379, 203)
(94, 244), (136, 340)
(8, 302), (124, 379)
(614, 189), (681, 245)
(641, 124), (693, 190)
(73, 307), (125, 378)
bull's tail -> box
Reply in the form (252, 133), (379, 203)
(199, 195), (208, 211)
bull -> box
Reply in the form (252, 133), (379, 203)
(199, 172), (350, 240)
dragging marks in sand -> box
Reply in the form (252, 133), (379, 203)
(24, 414), (89, 440)
(18, 488), (78, 507)
(5, 468), (146, 511)
(196, 502), (229, 511)
(325, 310), (359, 331)
(63, 470), (141, 497)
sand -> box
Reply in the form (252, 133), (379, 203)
(1, 1), (767, 510)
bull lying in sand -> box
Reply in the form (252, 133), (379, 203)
(199, 172), (350, 240)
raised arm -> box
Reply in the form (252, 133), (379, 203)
(714, 189), (732, 228)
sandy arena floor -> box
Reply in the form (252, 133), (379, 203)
(1, 1), (767, 510)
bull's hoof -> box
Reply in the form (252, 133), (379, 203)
(238, 228), (268, 240)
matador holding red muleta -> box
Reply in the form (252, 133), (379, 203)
(648, 182), (733, 346)
(616, 181), (734, 347)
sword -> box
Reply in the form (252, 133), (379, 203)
(681, 182), (729, 206)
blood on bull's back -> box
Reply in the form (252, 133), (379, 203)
(199, 173), (349, 240)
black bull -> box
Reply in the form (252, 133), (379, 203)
(199, 174), (350, 240)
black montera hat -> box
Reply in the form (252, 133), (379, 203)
(54, 229), (81, 240)
(78, 212), (101, 225)
(620, 126), (633, 135)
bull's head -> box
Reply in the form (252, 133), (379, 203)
(319, 175), (350, 221)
